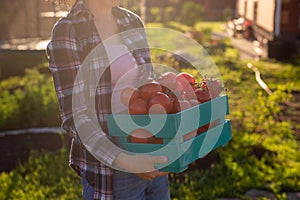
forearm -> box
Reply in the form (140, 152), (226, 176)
(73, 110), (123, 166)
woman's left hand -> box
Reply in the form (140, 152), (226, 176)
(135, 171), (169, 180)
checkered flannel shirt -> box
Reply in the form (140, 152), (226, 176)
(47, 0), (152, 199)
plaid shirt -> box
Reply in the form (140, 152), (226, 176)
(47, 0), (152, 199)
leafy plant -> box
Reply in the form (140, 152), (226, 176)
(0, 68), (61, 130)
(0, 148), (82, 200)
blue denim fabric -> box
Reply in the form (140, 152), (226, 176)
(81, 175), (95, 200)
(113, 170), (170, 200)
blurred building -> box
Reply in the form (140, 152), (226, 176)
(236, 0), (300, 59)
(0, 0), (69, 41)
(0, 0), (68, 79)
(0, 0), (237, 41)
(146, 0), (237, 21)
(194, 0), (237, 20)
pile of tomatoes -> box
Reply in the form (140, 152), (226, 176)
(120, 71), (223, 115)
(119, 72), (224, 144)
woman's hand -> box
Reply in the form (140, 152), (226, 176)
(135, 171), (169, 180)
(115, 152), (169, 179)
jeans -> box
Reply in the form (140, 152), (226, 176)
(81, 171), (170, 200)
(113, 170), (170, 200)
(81, 174), (95, 200)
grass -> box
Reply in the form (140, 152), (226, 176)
(194, 21), (226, 32)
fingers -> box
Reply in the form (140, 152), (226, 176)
(115, 153), (169, 173)
(149, 155), (168, 164)
(136, 170), (169, 180)
(136, 172), (153, 180)
(156, 171), (169, 177)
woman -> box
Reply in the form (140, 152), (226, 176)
(47, 0), (170, 199)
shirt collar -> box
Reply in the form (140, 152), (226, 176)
(69, 0), (131, 28)
(69, 0), (93, 19)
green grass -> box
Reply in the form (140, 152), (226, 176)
(194, 21), (226, 32)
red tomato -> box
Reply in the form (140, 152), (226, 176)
(171, 100), (181, 113)
(148, 104), (168, 114)
(157, 72), (177, 91)
(120, 87), (142, 106)
(179, 100), (192, 110)
(129, 128), (156, 143)
(183, 90), (197, 101)
(167, 92), (179, 102)
(177, 72), (196, 91)
(160, 85), (171, 95)
(139, 81), (163, 100)
(128, 98), (149, 115)
(208, 79), (222, 98)
(171, 81), (184, 100)
(195, 88), (211, 103)
(177, 72), (196, 85)
(148, 92), (173, 114)
(171, 99), (191, 113)
(201, 78), (222, 99)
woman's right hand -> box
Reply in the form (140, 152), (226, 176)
(114, 152), (169, 180)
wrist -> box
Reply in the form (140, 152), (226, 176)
(114, 152), (132, 170)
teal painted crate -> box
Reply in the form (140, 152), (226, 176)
(107, 95), (232, 173)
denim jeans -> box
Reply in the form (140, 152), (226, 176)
(81, 174), (95, 200)
(113, 170), (170, 200)
(81, 171), (170, 200)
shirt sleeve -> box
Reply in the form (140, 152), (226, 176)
(46, 18), (122, 166)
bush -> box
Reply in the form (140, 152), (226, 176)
(0, 67), (61, 131)
(0, 148), (82, 200)
(149, 7), (162, 22)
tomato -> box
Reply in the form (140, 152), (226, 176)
(148, 104), (167, 114)
(201, 78), (222, 99)
(148, 92), (173, 114)
(171, 81), (184, 100)
(208, 79), (222, 98)
(157, 72), (177, 91)
(139, 81), (163, 100)
(177, 72), (196, 85)
(177, 72), (196, 91)
(195, 88), (211, 103)
(129, 128), (156, 143)
(167, 91), (179, 102)
(120, 87), (142, 106)
(128, 98), (149, 114)
(171, 100), (181, 113)
(183, 90), (197, 101)
(171, 99), (191, 113)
